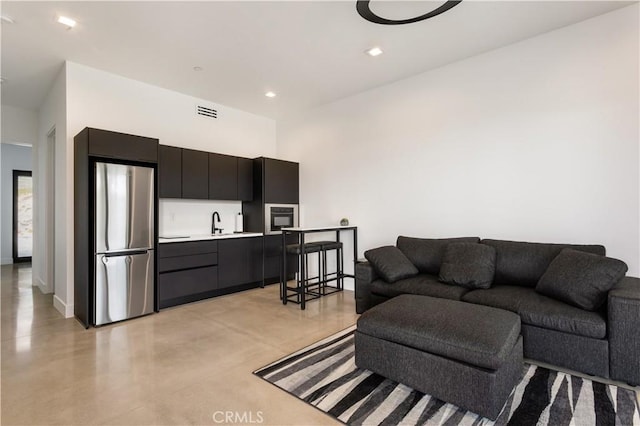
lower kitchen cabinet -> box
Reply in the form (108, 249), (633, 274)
(158, 237), (265, 309)
(218, 237), (263, 288)
(158, 266), (218, 305)
(158, 241), (219, 308)
(263, 234), (298, 285)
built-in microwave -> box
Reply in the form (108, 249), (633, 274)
(265, 204), (299, 235)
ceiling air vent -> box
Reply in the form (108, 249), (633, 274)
(196, 105), (217, 119)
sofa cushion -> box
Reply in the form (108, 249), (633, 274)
(364, 246), (418, 283)
(357, 295), (521, 370)
(518, 292), (607, 339)
(481, 239), (605, 287)
(536, 249), (628, 311)
(439, 243), (496, 289)
(396, 236), (480, 275)
(462, 285), (535, 313)
(370, 274), (469, 301)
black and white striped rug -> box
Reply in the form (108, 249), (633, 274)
(254, 327), (640, 425)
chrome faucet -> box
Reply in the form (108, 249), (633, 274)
(212, 211), (222, 234)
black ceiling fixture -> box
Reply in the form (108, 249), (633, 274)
(356, 0), (462, 25)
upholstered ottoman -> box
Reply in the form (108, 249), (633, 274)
(355, 294), (523, 420)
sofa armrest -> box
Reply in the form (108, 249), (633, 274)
(355, 262), (378, 314)
(608, 276), (640, 385)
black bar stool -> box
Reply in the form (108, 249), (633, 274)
(283, 242), (323, 305)
(314, 241), (344, 295)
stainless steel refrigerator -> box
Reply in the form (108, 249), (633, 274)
(94, 162), (155, 326)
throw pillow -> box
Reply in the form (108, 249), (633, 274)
(364, 246), (419, 283)
(536, 248), (628, 311)
(396, 236), (481, 275)
(439, 243), (496, 289)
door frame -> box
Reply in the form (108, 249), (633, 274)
(13, 170), (33, 263)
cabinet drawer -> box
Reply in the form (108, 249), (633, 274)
(158, 266), (218, 301)
(158, 241), (218, 258)
(158, 253), (218, 273)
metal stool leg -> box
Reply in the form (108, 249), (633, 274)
(338, 245), (343, 290)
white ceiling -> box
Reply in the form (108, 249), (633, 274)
(1, 1), (634, 120)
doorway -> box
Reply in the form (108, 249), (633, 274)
(46, 128), (56, 293)
(13, 170), (33, 263)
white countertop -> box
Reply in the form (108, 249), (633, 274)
(282, 225), (357, 232)
(158, 232), (263, 243)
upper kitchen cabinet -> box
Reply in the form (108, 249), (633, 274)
(160, 146), (253, 201)
(263, 158), (299, 204)
(209, 154), (253, 201)
(182, 149), (208, 199)
(237, 157), (253, 201)
(158, 145), (182, 198)
(208, 153), (237, 200)
(82, 127), (158, 162)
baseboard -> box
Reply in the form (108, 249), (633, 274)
(35, 277), (53, 294)
(53, 295), (74, 318)
(1, 258), (13, 265)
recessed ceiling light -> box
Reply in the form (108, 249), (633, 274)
(265, 91), (276, 98)
(193, 66), (203, 72)
(57, 16), (76, 29)
(0, 15), (15, 24)
(366, 47), (383, 57)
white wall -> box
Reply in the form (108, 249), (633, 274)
(278, 4), (640, 283)
(159, 199), (243, 237)
(41, 62), (276, 316)
(1, 105), (38, 146)
(1, 105), (38, 265)
(34, 64), (67, 314)
(0, 144), (33, 264)
(66, 62), (276, 158)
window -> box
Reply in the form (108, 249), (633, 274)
(13, 170), (33, 262)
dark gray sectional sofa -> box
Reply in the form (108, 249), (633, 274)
(355, 236), (640, 386)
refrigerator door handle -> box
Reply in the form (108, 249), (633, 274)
(103, 249), (150, 257)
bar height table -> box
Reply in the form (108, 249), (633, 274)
(281, 225), (358, 310)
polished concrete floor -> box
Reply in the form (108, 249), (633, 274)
(1, 264), (358, 425)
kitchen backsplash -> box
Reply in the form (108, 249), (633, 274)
(159, 199), (243, 237)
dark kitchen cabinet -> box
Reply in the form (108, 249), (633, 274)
(158, 145), (182, 198)
(158, 237), (266, 308)
(263, 158), (299, 204)
(237, 157), (253, 201)
(209, 154), (254, 201)
(160, 146), (253, 202)
(263, 234), (298, 285)
(218, 237), (263, 288)
(158, 266), (218, 305)
(209, 153), (237, 200)
(157, 241), (218, 308)
(182, 149), (208, 199)
(85, 128), (158, 163)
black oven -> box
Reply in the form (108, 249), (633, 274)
(265, 204), (299, 234)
